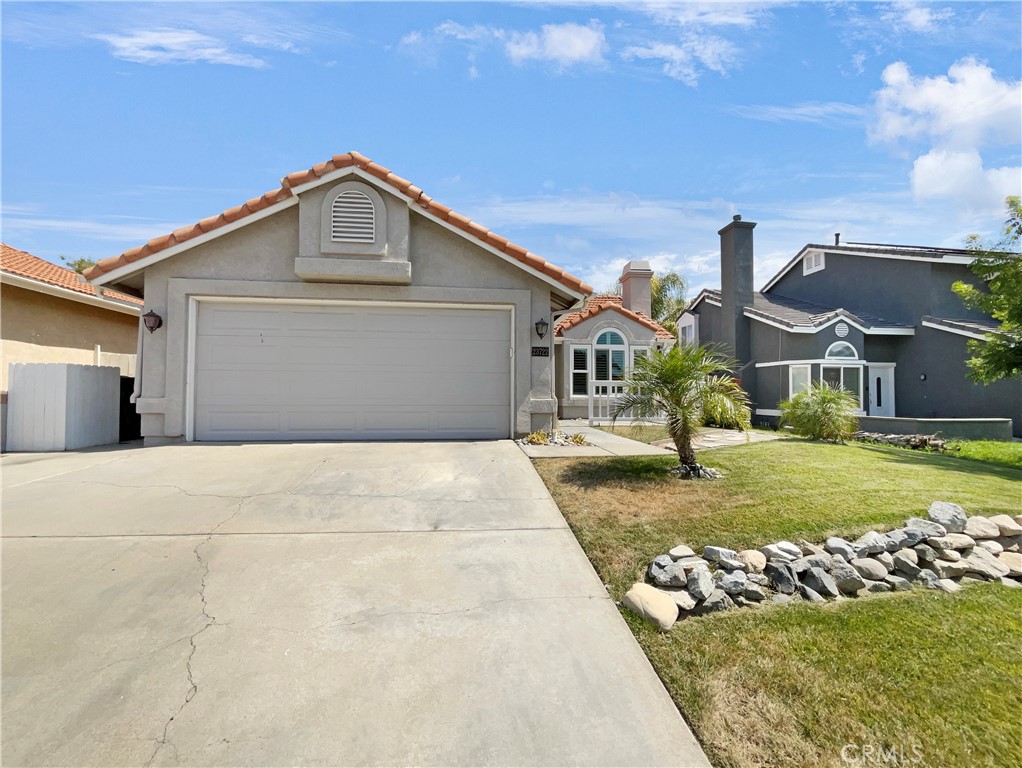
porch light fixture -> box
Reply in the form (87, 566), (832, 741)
(535, 318), (549, 339)
(143, 310), (164, 334)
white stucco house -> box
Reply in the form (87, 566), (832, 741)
(85, 151), (595, 443)
(554, 261), (675, 421)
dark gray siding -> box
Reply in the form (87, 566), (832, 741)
(768, 252), (988, 325)
(694, 302), (723, 347)
(892, 326), (1020, 433)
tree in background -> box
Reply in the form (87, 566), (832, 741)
(59, 256), (97, 274)
(952, 196), (1022, 383)
(650, 271), (687, 337)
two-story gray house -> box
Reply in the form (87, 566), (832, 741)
(681, 216), (1021, 438)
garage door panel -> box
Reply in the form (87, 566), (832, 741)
(194, 302), (511, 441)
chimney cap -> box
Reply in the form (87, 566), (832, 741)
(834, 233), (841, 245)
(733, 214), (742, 221)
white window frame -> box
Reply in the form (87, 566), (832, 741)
(569, 345), (589, 398)
(789, 364), (811, 397)
(821, 364), (863, 410)
(803, 250), (826, 275)
(825, 340), (858, 359)
(678, 313), (698, 346)
(593, 330), (628, 394)
(631, 346), (650, 369)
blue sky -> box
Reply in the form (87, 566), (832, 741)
(2, 1), (1020, 295)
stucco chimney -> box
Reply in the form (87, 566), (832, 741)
(718, 215), (756, 362)
(620, 260), (654, 317)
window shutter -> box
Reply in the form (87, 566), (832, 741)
(331, 191), (375, 243)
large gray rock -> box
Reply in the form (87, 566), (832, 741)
(737, 550), (767, 573)
(927, 533), (976, 553)
(964, 516), (1001, 540)
(892, 551), (921, 578)
(900, 527), (929, 547)
(668, 544), (696, 560)
(831, 559), (867, 594)
(791, 553), (832, 575)
(799, 584), (827, 603)
(825, 536), (865, 561)
(798, 540), (828, 557)
(996, 535), (1022, 553)
(962, 548), (1010, 579)
(937, 549), (963, 563)
(650, 560), (689, 587)
(746, 572), (768, 585)
(882, 528), (911, 551)
(977, 540), (1004, 556)
(774, 541), (803, 559)
(743, 582), (767, 602)
(925, 559), (970, 579)
(760, 544), (798, 563)
(803, 566), (839, 598)
(914, 570), (939, 588)
(854, 531), (888, 554)
(913, 543), (938, 562)
(933, 578), (962, 593)
(850, 558), (888, 581)
(989, 514), (1022, 537)
(997, 551), (1022, 578)
(687, 567), (715, 600)
(772, 593), (793, 605)
(702, 545), (739, 564)
(1000, 576), (1022, 588)
(718, 570), (748, 595)
(884, 574), (912, 591)
(764, 561), (798, 595)
(928, 501), (967, 534)
(905, 517), (947, 539)
(622, 583), (679, 631)
(861, 579), (892, 594)
(874, 551), (895, 572)
(716, 557), (748, 572)
(648, 554), (674, 581)
(663, 588), (698, 612)
(690, 589), (734, 615)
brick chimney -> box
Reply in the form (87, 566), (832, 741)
(718, 215), (756, 363)
(620, 260), (653, 317)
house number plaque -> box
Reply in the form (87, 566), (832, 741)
(531, 347), (549, 357)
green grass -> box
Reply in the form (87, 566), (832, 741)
(947, 439), (1022, 470)
(533, 440), (1022, 768)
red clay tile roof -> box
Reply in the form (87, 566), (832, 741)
(1, 243), (142, 307)
(84, 151), (593, 296)
(555, 294), (674, 339)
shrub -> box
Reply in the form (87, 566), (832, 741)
(524, 431), (549, 445)
(779, 381), (859, 442)
(569, 432), (588, 445)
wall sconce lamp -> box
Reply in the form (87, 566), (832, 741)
(919, 373), (927, 381)
(535, 318), (549, 339)
(143, 310), (164, 334)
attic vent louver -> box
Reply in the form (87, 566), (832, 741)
(331, 190), (375, 243)
(803, 251), (825, 275)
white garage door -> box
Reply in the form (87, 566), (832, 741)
(192, 301), (512, 441)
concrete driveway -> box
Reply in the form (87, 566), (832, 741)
(2, 441), (709, 767)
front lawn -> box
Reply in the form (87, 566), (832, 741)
(533, 441), (1022, 768)
(947, 439), (1022, 470)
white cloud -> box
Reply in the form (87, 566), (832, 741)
(870, 57), (1022, 210)
(622, 34), (736, 86)
(95, 28), (268, 68)
(910, 149), (1021, 210)
(505, 21), (606, 66)
(435, 22), (501, 44)
(727, 101), (866, 125)
(634, 2), (778, 29)
(880, 1), (954, 34)
(872, 58), (1021, 149)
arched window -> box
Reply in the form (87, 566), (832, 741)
(330, 190), (375, 243)
(825, 341), (858, 359)
(596, 330), (624, 346)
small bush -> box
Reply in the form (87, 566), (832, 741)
(779, 381), (859, 441)
(524, 431), (549, 445)
(569, 433), (589, 445)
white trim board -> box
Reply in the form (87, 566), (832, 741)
(1, 271), (141, 315)
(744, 309), (915, 336)
(755, 359), (896, 368)
(921, 320), (991, 341)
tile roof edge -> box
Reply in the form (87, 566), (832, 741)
(84, 152), (593, 296)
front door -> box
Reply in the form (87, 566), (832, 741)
(868, 365), (896, 417)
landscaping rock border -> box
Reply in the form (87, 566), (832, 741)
(622, 502), (1022, 631)
(851, 431), (947, 451)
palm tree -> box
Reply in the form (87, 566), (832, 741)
(612, 344), (751, 470)
(650, 271), (687, 332)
